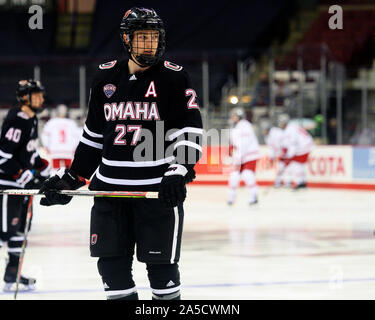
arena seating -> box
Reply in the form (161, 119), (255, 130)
(277, 6), (375, 70)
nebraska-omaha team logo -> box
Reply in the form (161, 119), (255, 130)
(103, 84), (116, 98)
(91, 234), (98, 245)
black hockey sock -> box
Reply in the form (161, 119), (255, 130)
(97, 256), (138, 300)
(7, 234), (24, 267)
(3, 255), (19, 283)
(7, 252), (20, 268)
(147, 263), (181, 300)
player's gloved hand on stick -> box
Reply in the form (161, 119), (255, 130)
(39, 168), (86, 206)
(15, 169), (35, 188)
(35, 158), (51, 178)
(24, 159), (52, 189)
(159, 164), (196, 208)
(27, 171), (47, 189)
(15, 169), (48, 189)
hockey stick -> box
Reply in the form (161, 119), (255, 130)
(262, 183), (274, 196)
(0, 190), (159, 199)
(14, 196), (33, 300)
(262, 160), (289, 196)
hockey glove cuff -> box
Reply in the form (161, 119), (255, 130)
(39, 168), (86, 206)
(158, 164), (196, 208)
(15, 169), (34, 188)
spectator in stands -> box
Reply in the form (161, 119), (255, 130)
(275, 80), (294, 107)
(349, 127), (375, 145)
(327, 118), (337, 144)
(250, 72), (270, 107)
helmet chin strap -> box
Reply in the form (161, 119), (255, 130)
(30, 106), (44, 114)
(130, 54), (149, 68)
(128, 45), (156, 68)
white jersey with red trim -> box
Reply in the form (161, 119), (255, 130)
(265, 127), (284, 159)
(281, 122), (314, 159)
(230, 119), (259, 165)
(41, 117), (82, 159)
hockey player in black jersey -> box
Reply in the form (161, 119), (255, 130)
(0, 79), (51, 292)
(39, 7), (203, 300)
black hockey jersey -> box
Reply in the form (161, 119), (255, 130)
(71, 59), (203, 191)
(0, 107), (44, 188)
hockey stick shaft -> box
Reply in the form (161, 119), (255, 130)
(0, 190), (159, 199)
(263, 161), (288, 196)
(14, 196), (33, 300)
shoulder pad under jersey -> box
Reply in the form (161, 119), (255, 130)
(163, 61), (183, 72)
(16, 111), (30, 120)
(99, 60), (118, 70)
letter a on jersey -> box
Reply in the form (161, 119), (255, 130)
(145, 81), (157, 98)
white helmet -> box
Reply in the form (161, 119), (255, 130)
(230, 107), (245, 119)
(277, 113), (290, 127)
(56, 104), (68, 118)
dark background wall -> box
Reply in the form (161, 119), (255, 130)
(0, 0), (297, 107)
(0, 0), (296, 57)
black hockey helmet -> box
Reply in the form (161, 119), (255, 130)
(119, 7), (166, 67)
(16, 79), (45, 112)
(16, 79), (45, 102)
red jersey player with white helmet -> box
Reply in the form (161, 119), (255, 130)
(227, 107), (260, 205)
(278, 113), (314, 189)
(41, 104), (81, 172)
(263, 123), (292, 187)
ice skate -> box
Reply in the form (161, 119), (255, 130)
(273, 181), (282, 188)
(293, 182), (307, 190)
(249, 197), (258, 206)
(3, 266), (36, 292)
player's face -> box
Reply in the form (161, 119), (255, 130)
(30, 92), (44, 109)
(230, 114), (239, 124)
(131, 30), (159, 57)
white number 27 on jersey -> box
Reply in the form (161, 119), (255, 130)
(114, 125), (142, 146)
(185, 89), (200, 109)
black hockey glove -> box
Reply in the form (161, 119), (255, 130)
(159, 164), (196, 208)
(39, 168), (86, 206)
(26, 171), (46, 189)
(28, 158), (51, 189)
(35, 158), (51, 179)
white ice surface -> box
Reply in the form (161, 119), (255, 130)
(1, 185), (375, 300)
